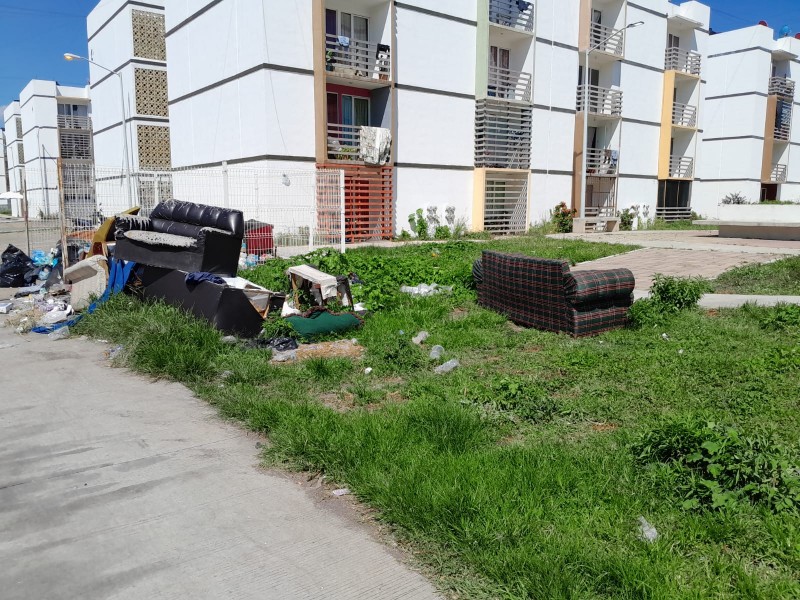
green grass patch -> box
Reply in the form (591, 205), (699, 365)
(74, 237), (800, 599)
(714, 257), (800, 296)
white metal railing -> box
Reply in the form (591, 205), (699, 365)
(576, 85), (623, 116)
(474, 100), (533, 169)
(489, 0), (535, 33)
(656, 205), (693, 221)
(483, 174), (529, 234)
(590, 22), (624, 57)
(669, 156), (694, 178)
(57, 115), (92, 130)
(665, 47), (701, 76)
(769, 76), (795, 98)
(771, 163), (788, 183)
(325, 34), (391, 82)
(672, 102), (697, 128)
(585, 148), (619, 176)
(327, 124), (362, 161)
(774, 121), (792, 141)
(488, 65), (532, 102)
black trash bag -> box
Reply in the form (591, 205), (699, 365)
(0, 245), (36, 288)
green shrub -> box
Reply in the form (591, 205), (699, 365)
(551, 202), (576, 233)
(752, 303), (800, 332)
(628, 298), (666, 328)
(408, 208), (429, 239)
(434, 225), (451, 240)
(650, 274), (710, 312)
(469, 376), (559, 423)
(619, 208), (636, 231)
(633, 416), (800, 512)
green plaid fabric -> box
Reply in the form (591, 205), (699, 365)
(475, 251), (634, 337)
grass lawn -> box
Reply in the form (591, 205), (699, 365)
(713, 256), (800, 296)
(76, 236), (800, 599)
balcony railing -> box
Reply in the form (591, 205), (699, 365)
(590, 23), (624, 57)
(576, 85), (623, 117)
(488, 65), (532, 102)
(57, 115), (92, 130)
(669, 156), (694, 179)
(585, 197), (617, 219)
(665, 47), (701, 76)
(325, 34), (391, 83)
(585, 148), (619, 176)
(656, 206), (693, 221)
(489, 0), (534, 33)
(327, 124), (361, 161)
(672, 102), (697, 128)
(475, 99), (533, 169)
(774, 120), (792, 141)
(771, 163), (788, 183)
(769, 76), (795, 98)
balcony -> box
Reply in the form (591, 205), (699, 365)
(488, 65), (532, 103)
(665, 47), (701, 77)
(57, 115), (92, 130)
(475, 99), (532, 169)
(326, 123), (391, 164)
(672, 102), (697, 128)
(59, 131), (93, 161)
(590, 23), (625, 57)
(483, 172), (529, 234)
(489, 0), (534, 33)
(585, 148), (619, 176)
(774, 118), (792, 142)
(576, 85), (623, 117)
(669, 156), (694, 179)
(325, 35), (391, 87)
(771, 164), (788, 183)
(656, 206), (693, 221)
(769, 76), (795, 98)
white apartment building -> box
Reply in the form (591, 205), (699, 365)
(87, 0), (170, 174)
(161, 0), (711, 237)
(695, 25), (800, 215)
(0, 128), (8, 195)
(3, 101), (24, 215)
(2, 81), (93, 218)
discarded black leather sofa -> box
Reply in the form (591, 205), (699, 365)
(114, 200), (244, 276)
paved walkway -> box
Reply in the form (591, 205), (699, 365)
(0, 325), (439, 600)
(572, 247), (782, 291)
(553, 229), (800, 255)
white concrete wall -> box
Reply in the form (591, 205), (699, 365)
(395, 167), (474, 232)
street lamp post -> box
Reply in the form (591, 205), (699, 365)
(579, 21), (644, 219)
(64, 52), (133, 208)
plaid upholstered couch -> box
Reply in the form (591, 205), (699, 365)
(473, 251), (635, 337)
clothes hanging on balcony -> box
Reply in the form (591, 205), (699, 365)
(337, 36), (350, 47)
(359, 127), (392, 166)
(517, 0), (531, 11)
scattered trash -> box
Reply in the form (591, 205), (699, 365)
(661, 333), (670, 341)
(270, 339), (363, 364)
(678, 349), (684, 355)
(398, 330), (405, 336)
(350, 338), (359, 345)
(106, 345), (124, 360)
(13, 285), (44, 297)
(332, 488), (351, 497)
(412, 331), (429, 345)
(400, 283), (453, 297)
(353, 302), (367, 313)
(271, 349), (298, 363)
(281, 300), (303, 317)
(637, 516), (659, 543)
(47, 327), (70, 341)
(0, 301), (13, 314)
(364, 367), (373, 375)
(220, 335), (238, 344)
(255, 441), (263, 449)
(40, 305), (74, 325)
(264, 337), (299, 352)
(434, 359), (460, 374)
(429, 345), (444, 360)
(0, 245), (36, 288)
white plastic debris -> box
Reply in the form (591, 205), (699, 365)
(40, 305), (74, 325)
(661, 333), (670, 341)
(220, 335), (237, 344)
(281, 300), (302, 317)
(364, 367), (373, 375)
(678, 349), (684, 355)
(434, 359), (460, 374)
(47, 327), (71, 341)
(271, 349), (297, 363)
(332, 488), (351, 497)
(429, 345), (444, 360)
(400, 283), (453, 297)
(412, 331), (430, 345)
(637, 516), (659, 543)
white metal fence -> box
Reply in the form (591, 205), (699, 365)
(4, 163), (345, 269)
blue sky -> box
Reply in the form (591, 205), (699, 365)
(0, 0), (799, 126)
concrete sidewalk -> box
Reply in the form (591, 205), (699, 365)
(0, 325), (439, 600)
(631, 289), (800, 308)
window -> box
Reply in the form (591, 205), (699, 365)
(341, 95), (370, 127)
(668, 34), (680, 49)
(325, 9), (368, 41)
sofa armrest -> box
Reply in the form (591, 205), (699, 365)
(115, 214), (152, 239)
(564, 269), (635, 305)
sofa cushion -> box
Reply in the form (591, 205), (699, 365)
(150, 218), (204, 238)
(563, 269), (635, 306)
(150, 200), (244, 238)
(123, 230), (198, 249)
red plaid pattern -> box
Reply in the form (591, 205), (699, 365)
(475, 251), (634, 337)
